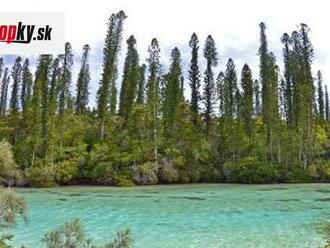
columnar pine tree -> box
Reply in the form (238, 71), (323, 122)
(58, 42), (74, 115)
(76, 44), (90, 114)
(241, 64), (254, 137)
(203, 35), (217, 135)
(9, 57), (23, 145)
(118, 35), (140, 120)
(281, 33), (293, 124)
(221, 59), (238, 158)
(21, 59), (33, 114)
(0, 68), (10, 115)
(146, 38), (161, 165)
(48, 58), (60, 117)
(253, 79), (261, 116)
(317, 70), (324, 121)
(40, 56), (52, 157)
(216, 72), (225, 116)
(10, 57), (22, 114)
(289, 24), (315, 168)
(97, 11), (126, 140)
(325, 85), (329, 121)
(258, 23), (280, 162)
(163, 47), (182, 137)
(136, 64), (146, 105)
(29, 55), (52, 165)
(223, 59), (237, 119)
(47, 57), (61, 165)
(188, 33), (201, 125)
(180, 76), (184, 100)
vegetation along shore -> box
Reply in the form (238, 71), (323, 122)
(0, 10), (329, 188)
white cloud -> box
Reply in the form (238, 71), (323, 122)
(1, 0), (329, 106)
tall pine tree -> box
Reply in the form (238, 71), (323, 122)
(136, 64), (146, 105)
(163, 47), (182, 137)
(10, 57), (22, 114)
(188, 33), (201, 125)
(241, 64), (254, 137)
(76, 44), (90, 114)
(97, 10), (126, 140)
(203, 35), (217, 135)
(0, 68), (10, 115)
(118, 35), (140, 120)
(317, 70), (324, 120)
(146, 38), (161, 165)
(21, 59), (33, 114)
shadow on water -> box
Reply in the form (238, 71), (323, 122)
(259, 187), (289, 191)
(316, 198), (330, 202)
(315, 189), (330, 193)
(168, 196), (205, 201)
(277, 199), (300, 202)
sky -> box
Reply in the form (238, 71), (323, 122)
(1, 0), (329, 106)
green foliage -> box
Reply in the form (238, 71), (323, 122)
(223, 156), (280, 183)
(53, 160), (79, 185)
(0, 234), (14, 248)
(189, 33), (201, 125)
(97, 11), (127, 140)
(25, 165), (56, 187)
(0, 141), (21, 186)
(76, 44), (91, 114)
(203, 35), (217, 134)
(0, 13), (329, 187)
(43, 219), (88, 248)
(104, 229), (133, 248)
(133, 162), (158, 185)
(0, 190), (27, 248)
(43, 219), (133, 248)
(0, 189), (27, 228)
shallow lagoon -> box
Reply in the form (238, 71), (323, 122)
(10, 184), (330, 247)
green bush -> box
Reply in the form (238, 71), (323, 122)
(133, 162), (158, 185)
(308, 160), (330, 182)
(0, 141), (22, 186)
(200, 167), (219, 183)
(43, 218), (133, 248)
(92, 162), (114, 185)
(53, 160), (79, 185)
(159, 163), (179, 183)
(25, 165), (56, 187)
(114, 175), (135, 187)
(223, 156), (280, 183)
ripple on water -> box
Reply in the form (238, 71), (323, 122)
(12, 184), (329, 248)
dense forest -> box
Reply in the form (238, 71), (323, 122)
(0, 10), (329, 187)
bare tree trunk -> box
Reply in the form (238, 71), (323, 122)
(99, 119), (105, 140)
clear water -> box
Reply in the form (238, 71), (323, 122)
(8, 184), (330, 248)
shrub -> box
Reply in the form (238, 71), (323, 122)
(307, 160), (330, 182)
(53, 160), (79, 185)
(200, 167), (219, 183)
(159, 163), (179, 184)
(223, 156), (280, 183)
(43, 218), (133, 248)
(133, 162), (158, 185)
(114, 175), (135, 187)
(92, 162), (114, 185)
(0, 189), (27, 248)
(25, 166), (56, 187)
(0, 141), (22, 186)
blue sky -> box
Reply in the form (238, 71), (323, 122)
(1, 0), (329, 107)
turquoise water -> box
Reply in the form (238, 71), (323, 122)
(9, 184), (330, 247)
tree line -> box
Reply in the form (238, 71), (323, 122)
(0, 10), (329, 186)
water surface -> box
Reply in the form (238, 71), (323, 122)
(10, 184), (330, 247)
